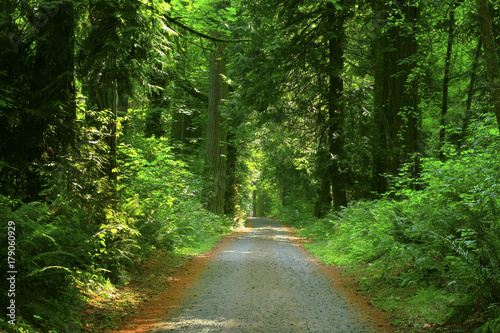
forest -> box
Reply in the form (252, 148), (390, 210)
(1, 0), (500, 331)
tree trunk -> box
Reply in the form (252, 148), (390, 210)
(475, 0), (500, 132)
(372, 0), (421, 194)
(205, 37), (228, 215)
(224, 133), (238, 216)
(440, 6), (455, 156)
(95, 75), (118, 181)
(454, 39), (482, 147)
(257, 192), (264, 217)
(314, 173), (332, 218)
(327, 1), (347, 210)
(3, 0), (76, 200)
(252, 189), (257, 217)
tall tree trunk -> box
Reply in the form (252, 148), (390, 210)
(106, 81), (118, 181)
(327, 1), (347, 210)
(454, 39), (482, 147)
(205, 38), (228, 215)
(475, 0), (500, 132)
(314, 172), (332, 218)
(252, 189), (257, 217)
(224, 133), (238, 216)
(372, 0), (421, 194)
(0, 1), (76, 201)
(257, 192), (264, 217)
(440, 6), (455, 156)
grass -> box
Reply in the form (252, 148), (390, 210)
(173, 234), (229, 257)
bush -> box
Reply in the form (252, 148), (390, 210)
(117, 134), (235, 253)
(0, 196), (90, 332)
(303, 116), (500, 326)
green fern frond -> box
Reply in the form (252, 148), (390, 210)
(28, 265), (73, 277)
(474, 316), (500, 333)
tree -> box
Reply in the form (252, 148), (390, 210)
(475, 0), (500, 132)
(205, 35), (229, 215)
(440, 4), (456, 155)
(326, 0), (348, 211)
(371, 0), (421, 193)
(0, 0), (76, 200)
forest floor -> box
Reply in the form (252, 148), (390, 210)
(81, 218), (397, 332)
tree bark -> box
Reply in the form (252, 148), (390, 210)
(205, 37), (228, 215)
(475, 0), (500, 132)
(224, 133), (238, 216)
(454, 39), (482, 147)
(440, 6), (455, 156)
(3, 0), (76, 199)
(314, 173), (332, 218)
(372, 0), (421, 194)
(327, 1), (347, 210)
(257, 192), (264, 217)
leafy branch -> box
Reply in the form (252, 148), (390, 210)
(163, 14), (251, 43)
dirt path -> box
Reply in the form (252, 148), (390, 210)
(140, 218), (392, 332)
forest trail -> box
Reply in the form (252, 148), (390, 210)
(124, 218), (393, 332)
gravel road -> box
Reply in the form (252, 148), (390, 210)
(155, 218), (382, 332)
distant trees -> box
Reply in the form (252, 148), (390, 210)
(236, 0), (499, 213)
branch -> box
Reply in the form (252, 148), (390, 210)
(163, 15), (251, 43)
(166, 69), (209, 104)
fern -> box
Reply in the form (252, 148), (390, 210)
(474, 316), (500, 333)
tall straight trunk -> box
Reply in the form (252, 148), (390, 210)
(475, 0), (500, 132)
(257, 192), (264, 217)
(455, 39), (482, 147)
(83, 1), (120, 182)
(327, 1), (347, 210)
(372, 0), (421, 194)
(205, 38), (228, 215)
(314, 171), (332, 218)
(106, 81), (118, 181)
(252, 190), (257, 217)
(224, 132), (238, 216)
(440, 6), (455, 155)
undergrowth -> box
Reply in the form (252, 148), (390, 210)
(0, 130), (237, 333)
(283, 117), (500, 332)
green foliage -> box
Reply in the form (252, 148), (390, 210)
(475, 313), (500, 333)
(0, 113), (236, 332)
(298, 116), (500, 327)
(0, 196), (88, 332)
(118, 134), (235, 254)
